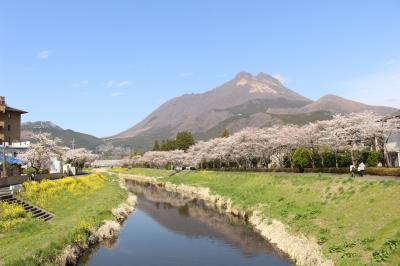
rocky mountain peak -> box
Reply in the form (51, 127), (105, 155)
(232, 72), (281, 94)
(234, 71), (253, 80)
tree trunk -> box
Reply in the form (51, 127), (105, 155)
(351, 150), (355, 166)
(384, 147), (392, 167)
(335, 152), (338, 168)
(374, 137), (380, 152)
(235, 159), (241, 169)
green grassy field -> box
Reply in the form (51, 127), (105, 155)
(0, 173), (127, 265)
(129, 169), (399, 265)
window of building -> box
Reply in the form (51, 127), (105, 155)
(7, 125), (11, 131)
(7, 113), (11, 119)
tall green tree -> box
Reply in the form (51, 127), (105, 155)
(152, 140), (160, 151)
(221, 128), (230, 138)
(175, 131), (195, 151)
(161, 139), (177, 151)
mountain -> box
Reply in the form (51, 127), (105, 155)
(22, 121), (104, 150)
(109, 72), (398, 151)
(114, 72), (312, 139)
(109, 72), (315, 149)
(300, 94), (395, 115)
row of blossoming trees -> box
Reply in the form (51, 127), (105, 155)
(130, 111), (400, 170)
(18, 133), (98, 174)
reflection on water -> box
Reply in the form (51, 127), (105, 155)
(80, 181), (293, 266)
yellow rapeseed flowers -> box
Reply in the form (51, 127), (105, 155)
(21, 174), (106, 209)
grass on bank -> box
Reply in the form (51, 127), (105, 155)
(0, 173), (127, 265)
(124, 168), (399, 266)
(110, 167), (174, 178)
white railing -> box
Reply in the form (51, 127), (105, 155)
(5, 141), (31, 148)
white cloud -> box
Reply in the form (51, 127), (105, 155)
(105, 80), (133, 88)
(72, 80), (89, 87)
(338, 59), (400, 108)
(273, 74), (285, 84)
(37, 50), (52, 59)
(111, 91), (124, 97)
(179, 72), (193, 77)
(117, 80), (133, 87)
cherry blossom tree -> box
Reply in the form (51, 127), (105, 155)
(321, 112), (382, 164)
(19, 133), (63, 174)
(132, 111), (397, 170)
(64, 148), (98, 172)
(382, 116), (400, 166)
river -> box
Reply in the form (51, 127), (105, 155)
(80, 181), (293, 266)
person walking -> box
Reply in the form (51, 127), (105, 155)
(350, 164), (356, 177)
(358, 162), (366, 177)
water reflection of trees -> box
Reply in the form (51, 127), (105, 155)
(125, 181), (288, 259)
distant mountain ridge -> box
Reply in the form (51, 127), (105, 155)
(22, 121), (104, 150)
(299, 94), (394, 115)
(22, 72), (398, 152)
(109, 72), (397, 150)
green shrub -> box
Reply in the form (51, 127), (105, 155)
(292, 147), (312, 172)
(24, 167), (36, 176)
(366, 167), (400, 176)
(373, 239), (400, 262)
(337, 152), (352, 167)
(365, 152), (383, 167)
(320, 151), (337, 168)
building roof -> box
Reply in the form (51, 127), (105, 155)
(5, 106), (28, 114)
(0, 152), (22, 165)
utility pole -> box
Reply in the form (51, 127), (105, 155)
(2, 141), (6, 177)
(0, 96), (6, 177)
(71, 138), (76, 150)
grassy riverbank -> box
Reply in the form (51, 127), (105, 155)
(0, 173), (127, 265)
(110, 167), (175, 177)
(124, 169), (400, 265)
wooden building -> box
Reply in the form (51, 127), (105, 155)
(0, 96), (27, 144)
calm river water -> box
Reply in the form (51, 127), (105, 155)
(80, 181), (293, 266)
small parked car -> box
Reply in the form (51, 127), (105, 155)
(175, 166), (183, 171)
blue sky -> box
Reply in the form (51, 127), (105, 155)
(1, 0), (399, 137)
